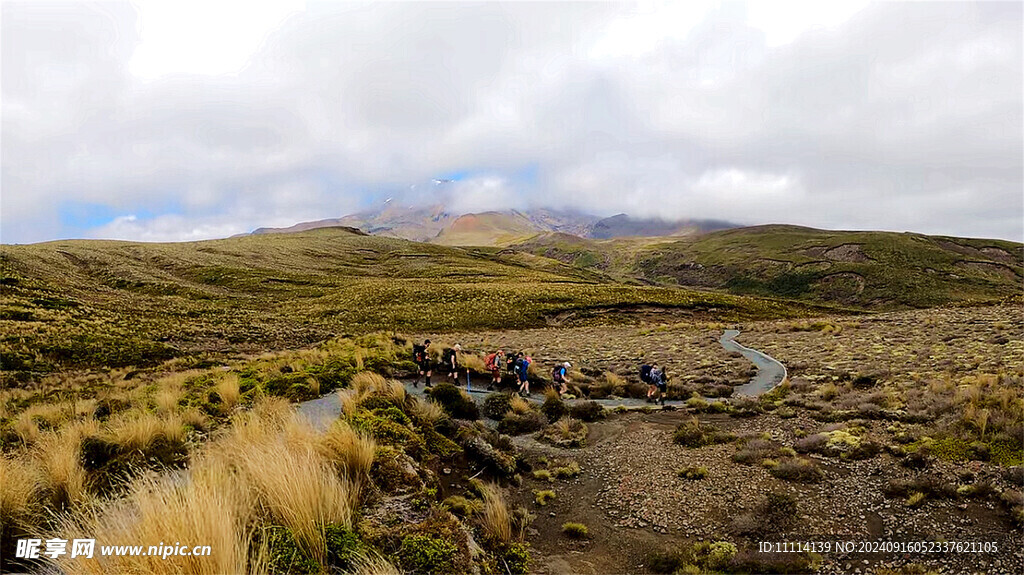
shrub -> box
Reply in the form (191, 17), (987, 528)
(677, 466), (708, 480)
(906, 492), (927, 508)
(532, 470), (553, 482)
(769, 458), (823, 483)
(732, 491), (798, 536)
(844, 440), (882, 460)
(497, 411), (546, 436)
(482, 393), (514, 421)
(883, 475), (957, 500)
(699, 541), (738, 570)
(673, 418), (735, 448)
(443, 496), (482, 517)
(348, 409), (424, 457)
(265, 525), (320, 574)
(732, 439), (781, 464)
(793, 433), (832, 455)
(325, 524), (363, 570)
(537, 418), (588, 448)
(428, 384), (479, 420)
(489, 541), (530, 575)
(541, 392), (567, 423)
(561, 522), (589, 539)
(461, 434), (518, 476)
(397, 534), (462, 575)
(534, 490), (556, 506)
(568, 401), (605, 422)
(647, 551), (686, 574)
(686, 397), (709, 411)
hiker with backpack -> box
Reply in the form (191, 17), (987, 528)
(552, 361), (571, 396)
(485, 350), (505, 390)
(651, 363), (667, 405)
(505, 352), (517, 377)
(515, 353), (532, 396)
(641, 362), (656, 402)
(413, 339), (432, 388)
(443, 344), (462, 382)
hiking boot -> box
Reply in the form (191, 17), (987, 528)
(659, 397), (665, 406)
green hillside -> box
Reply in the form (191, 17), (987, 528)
(0, 227), (822, 375)
(514, 225), (1023, 309)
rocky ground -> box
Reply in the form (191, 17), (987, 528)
(512, 410), (1021, 575)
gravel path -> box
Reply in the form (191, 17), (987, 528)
(297, 330), (787, 428)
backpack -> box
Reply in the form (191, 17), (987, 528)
(413, 344), (426, 363)
(506, 355), (517, 373)
(485, 353), (498, 370)
(639, 364), (652, 383)
(443, 348), (455, 365)
(552, 365), (565, 382)
(650, 367), (663, 385)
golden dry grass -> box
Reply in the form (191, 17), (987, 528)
(318, 420), (376, 486)
(106, 411), (186, 452)
(233, 438), (358, 563)
(509, 394), (532, 416)
(349, 551), (404, 575)
(409, 396), (445, 425)
(0, 455), (44, 539)
(479, 484), (512, 544)
(35, 420), (96, 511)
(54, 459), (266, 575)
(216, 373), (241, 412)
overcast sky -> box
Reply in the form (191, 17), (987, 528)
(2, 1), (1021, 243)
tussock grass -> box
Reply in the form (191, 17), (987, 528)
(460, 352), (487, 373)
(318, 420), (376, 487)
(561, 522), (589, 539)
(35, 422), (95, 510)
(54, 459), (266, 575)
(234, 439), (359, 562)
(106, 411), (186, 452)
(409, 396), (446, 426)
(509, 394), (532, 415)
(0, 455), (44, 543)
(154, 385), (182, 414)
(480, 484), (513, 544)
(216, 373), (241, 412)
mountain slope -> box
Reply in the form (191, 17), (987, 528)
(514, 225), (1024, 309)
(242, 203), (735, 244)
(589, 214), (738, 238)
(432, 212), (544, 246)
(0, 227), (824, 373)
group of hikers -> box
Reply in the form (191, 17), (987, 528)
(411, 340), (559, 397)
(411, 340), (668, 403)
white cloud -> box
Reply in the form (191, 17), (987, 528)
(2, 1), (1020, 243)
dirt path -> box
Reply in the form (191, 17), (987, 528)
(297, 330), (788, 428)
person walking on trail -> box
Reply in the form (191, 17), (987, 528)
(651, 363), (667, 405)
(485, 350), (505, 390)
(443, 344), (462, 382)
(552, 361), (571, 396)
(516, 353), (532, 396)
(640, 362), (655, 402)
(505, 352), (517, 377)
(413, 339), (432, 388)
